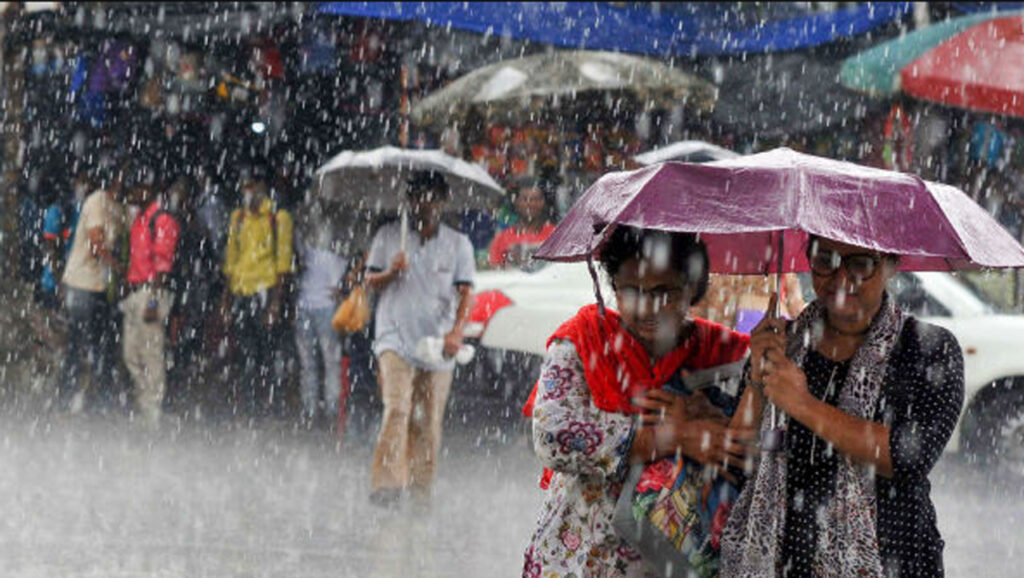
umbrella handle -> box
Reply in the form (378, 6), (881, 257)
(587, 254), (606, 316)
(764, 231), (787, 452)
(774, 231), (784, 319)
(400, 206), (408, 253)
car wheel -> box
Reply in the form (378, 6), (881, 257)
(963, 388), (1024, 476)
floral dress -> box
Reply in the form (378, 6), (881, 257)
(523, 339), (658, 578)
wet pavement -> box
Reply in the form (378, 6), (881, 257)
(0, 411), (1017, 577)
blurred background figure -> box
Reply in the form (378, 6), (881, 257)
(162, 175), (221, 417)
(221, 168), (294, 418)
(57, 158), (126, 413)
(488, 175), (557, 269)
(293, 198), (348, 428)
(120, 160), (179, 428)
(692, 273), (806, 332)
(39, 163), (87, 310)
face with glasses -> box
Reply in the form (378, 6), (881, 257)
(612, 257), (697, 356)
(808, 237), (898, 332)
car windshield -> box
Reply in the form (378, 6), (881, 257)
(890, 272), (995, 317)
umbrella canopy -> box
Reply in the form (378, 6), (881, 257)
(633, 140), (738, 165)
(535, 148), (1024, 273)
(838, 11), (1002, 97)
(901, 15), (1024, 118)
(411, 50), (716, 128)
(314, 146), (504, 212)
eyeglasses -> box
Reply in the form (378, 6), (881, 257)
(808, 250), (882, 281)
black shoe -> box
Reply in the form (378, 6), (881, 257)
(369, 488), (401, 509)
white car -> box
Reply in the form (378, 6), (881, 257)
(463, 263), (1024, 473)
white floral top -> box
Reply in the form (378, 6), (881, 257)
(523, 340), (659, 578)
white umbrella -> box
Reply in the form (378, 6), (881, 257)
(315, 146), (505, 213)
(315, 146), (506, 252)
(633, 140), (739, 166)
(411, 50), (716, 128)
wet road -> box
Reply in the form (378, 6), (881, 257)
(0, 413), (1017, 577)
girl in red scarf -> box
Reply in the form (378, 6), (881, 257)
(522, 227), (752, 578)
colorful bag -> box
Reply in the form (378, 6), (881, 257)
(612, 362), (745, 578)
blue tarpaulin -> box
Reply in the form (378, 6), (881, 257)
(316, 2), (912, 57)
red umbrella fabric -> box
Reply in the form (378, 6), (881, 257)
(534, 148), (1024, 272)
(901, 15), (1024, 117)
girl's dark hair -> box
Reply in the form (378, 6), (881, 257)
(599, 226), (710, 305)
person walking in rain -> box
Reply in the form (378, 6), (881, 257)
(222, 167), (294, 418)
(721, 236), (964, 577)
(365, 171), (475, 508)
(521, 226), (751, 577)
(57, 158), (125, 412)
(293, 201), (349, 428)
(121, 162), (180, 428)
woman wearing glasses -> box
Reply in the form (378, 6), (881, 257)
(721, 236), (965, 578)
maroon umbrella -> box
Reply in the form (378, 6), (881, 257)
(536, 147), (1024, 451)
(535, 148), (1024, 272)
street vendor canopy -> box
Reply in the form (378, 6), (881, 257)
(317, 2), (912, 57)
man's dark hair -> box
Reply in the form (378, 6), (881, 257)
(599, 226), (710, 305)
(120, 158), (158, 191)
(90, 149), (121, 189)
(406, 170), (450, 199)
(241, 160), (272, 185)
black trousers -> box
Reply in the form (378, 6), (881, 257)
(231, 294), (276, 417)
(58, 287), (119, 410)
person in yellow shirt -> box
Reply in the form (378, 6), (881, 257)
(222, 171), (294, 417)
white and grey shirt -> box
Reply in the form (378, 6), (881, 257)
(367, 221), (476, 371)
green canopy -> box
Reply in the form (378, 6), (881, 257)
(839, 11), (1005, 97)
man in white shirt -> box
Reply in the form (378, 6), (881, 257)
(364, 172), (475, 508)
(58, 161), (125, 411)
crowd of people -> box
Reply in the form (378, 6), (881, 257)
(16, 147), (967, 573)
(16, 142), (578, 507)
(44, 156), (291, 427)
(26, 154), (567, 413)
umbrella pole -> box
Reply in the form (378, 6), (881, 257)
(763, 231), (787, 452)
(775, 231), (784, 316)
(587, 254), (607, 317)
(400, 206), (409, 253)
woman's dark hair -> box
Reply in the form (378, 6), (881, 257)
(805, 234), (900, 264)
(599, 226), (710, 305)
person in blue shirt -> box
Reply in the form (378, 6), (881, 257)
(40, 171), (89, 309)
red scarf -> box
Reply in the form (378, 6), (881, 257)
(522, 304), (750, 488)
